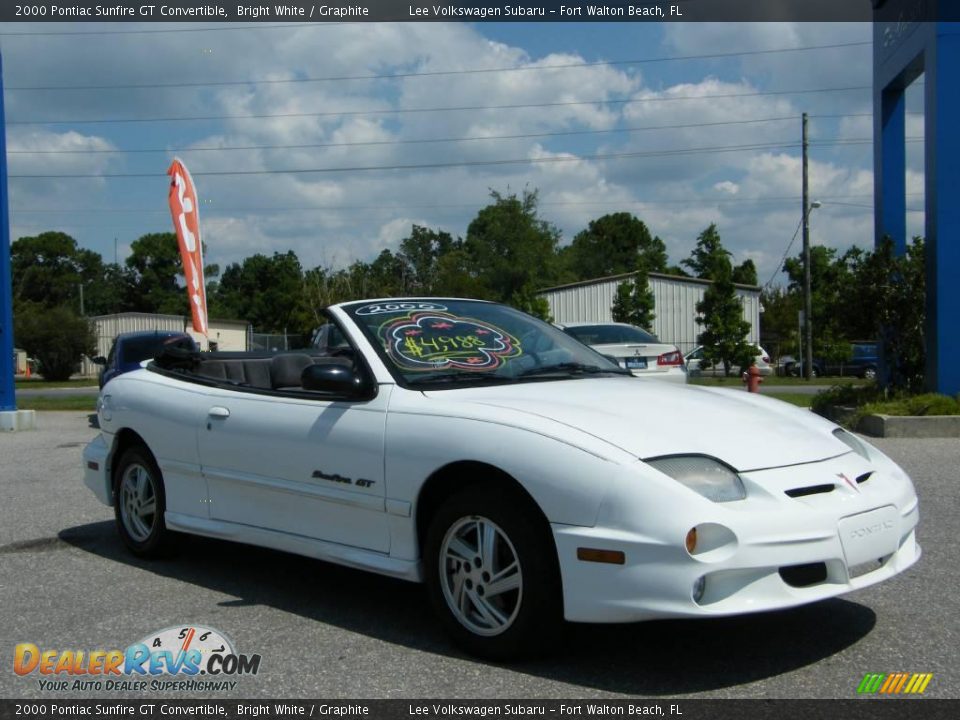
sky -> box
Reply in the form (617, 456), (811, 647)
(0, 20), (928, 289)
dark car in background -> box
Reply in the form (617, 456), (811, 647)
(789, 342), (879, 379)
(93, 331), (197, 388)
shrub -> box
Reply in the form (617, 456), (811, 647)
(13, 303), (96, 381)
(813, 383), (960, 428)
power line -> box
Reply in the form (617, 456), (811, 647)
(0, 196), (883, 214)
(6, 116), (802, 154)
(15, 203), (924, 233)
(9, 135), (926, 180)
(5, 41), (871, 91)
(11, 120), (921, 156)
(7, 85), (872, 126)
(764, 215), (806, 291)
(8, 139), (835, 179)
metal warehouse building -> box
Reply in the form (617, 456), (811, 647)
(80, 312), (251, 376)
(539, 271), (761, 354)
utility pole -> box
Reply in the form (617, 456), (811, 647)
(802, 112), (813, 381)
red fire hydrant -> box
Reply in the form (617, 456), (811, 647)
(742, 364), (763, 393)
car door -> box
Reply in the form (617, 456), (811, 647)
(197, 384), (392, 553)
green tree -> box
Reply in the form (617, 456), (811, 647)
(463, 189), (561, 317)
(857, 237), (926, 391)
(561, 212), (667, 281)
(398, 225), (457, 294)
(301, 266), (362, 326)
(12, 231), (90, 310)
(689, 227), (752, 375)
(732, 259), (758, 286)
(681, 224), (730, 280)
(784, 245), (859, 364)
(124, 232), (219, 317)
(215, 251), (308, 334)
(759, 286), (802, 360)
(611, 259), (656, 331)
(13, 303), (96, 381)
(124, 232), (185, 314)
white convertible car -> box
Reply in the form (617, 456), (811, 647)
(83, 298), (920, 658)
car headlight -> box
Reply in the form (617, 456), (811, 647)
(646, 455), (746, 503)
(833, 428), (871, 460)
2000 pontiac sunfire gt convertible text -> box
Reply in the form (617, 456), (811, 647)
(83, 298), (921, 658)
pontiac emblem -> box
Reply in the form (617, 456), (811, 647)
(838, 473), (860, 492)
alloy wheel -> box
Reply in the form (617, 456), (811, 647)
(439, 516), (523, 637)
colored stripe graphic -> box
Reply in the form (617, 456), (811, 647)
(858, 672), (933, 695)
(857, 673), (886, 693)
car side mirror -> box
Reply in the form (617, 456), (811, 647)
(301, 362), (370, 398)
(92, 356), (107, 365)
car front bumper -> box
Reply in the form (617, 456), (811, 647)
(82, 434), (113, 506)
(551, 455), (921, 623)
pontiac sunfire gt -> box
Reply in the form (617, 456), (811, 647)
(83, 298), (920, 658)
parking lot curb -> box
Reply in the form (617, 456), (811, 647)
(858, 413), (960, 438)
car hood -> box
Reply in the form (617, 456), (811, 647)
(423, 378), (846, 471)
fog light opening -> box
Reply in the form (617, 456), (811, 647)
(685, 527), (698, 555)
(692, 576), (706, 604)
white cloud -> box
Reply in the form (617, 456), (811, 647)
(2, 21), (896, 290)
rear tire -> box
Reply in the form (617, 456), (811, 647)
(113, 445), (170, 558)
(424, 485), (562, 660)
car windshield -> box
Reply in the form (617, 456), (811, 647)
(123, 335), (188, 363)
(564, 324), (659, 345)
(341, 299), (628, 388)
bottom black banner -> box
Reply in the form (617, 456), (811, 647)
(0, 700), (956, 720)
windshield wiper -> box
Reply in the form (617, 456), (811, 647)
(408, 371), (515, 386)
(517, 362), (629, 378)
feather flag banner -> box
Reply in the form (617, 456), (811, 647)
(167, 157), (208, 336)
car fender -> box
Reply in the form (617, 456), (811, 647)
(384, 409), (637, 562)
(98, 371), (210, 516)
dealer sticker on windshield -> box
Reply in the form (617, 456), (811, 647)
(379, 312), (522, 371)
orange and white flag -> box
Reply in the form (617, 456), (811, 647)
(167, 157), (208, 336)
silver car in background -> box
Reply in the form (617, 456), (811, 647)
(685, 344), (773, 377)
(558, 322), (687, 383)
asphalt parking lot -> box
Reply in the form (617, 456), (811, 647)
(0, 412), (956, 700)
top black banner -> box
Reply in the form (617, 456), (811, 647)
(1, 0), (958, 24)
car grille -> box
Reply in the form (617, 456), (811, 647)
(785, 483), (836, 498)
(784, 471), (874, 499)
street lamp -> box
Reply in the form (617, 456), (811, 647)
(802, 200), (822, 380)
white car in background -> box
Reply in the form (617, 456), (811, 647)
(83, 298), (920, 659)
(557, 322), (687, 383)
(685, 344), (774, 377)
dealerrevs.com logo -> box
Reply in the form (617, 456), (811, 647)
(14, 625), (261, 692)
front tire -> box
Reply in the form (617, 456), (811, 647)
(113, 445), (170, 558)
(424, 485), (562, 660)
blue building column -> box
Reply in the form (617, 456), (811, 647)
(924, 23), (960, 395)
(874, 12), (960, 396)
(1, 51), (37, 431)
(875, 87), (906, 255)
(1, 51), (17, 413)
